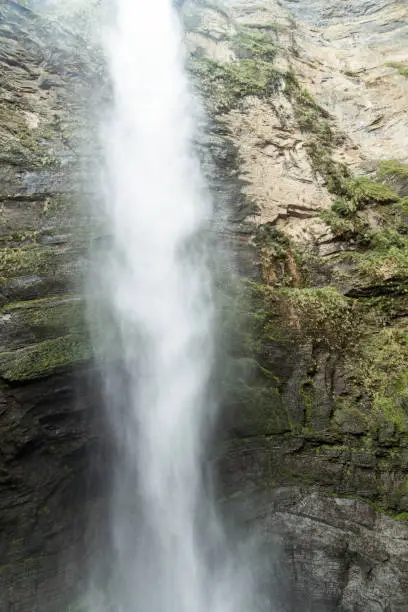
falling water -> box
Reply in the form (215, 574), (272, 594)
(91, 0), (255, 610)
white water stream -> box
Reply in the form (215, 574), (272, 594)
(92, 0), (255, 610)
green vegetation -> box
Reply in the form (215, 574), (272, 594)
(276, 286), (355, 350)
(241, 22), (279, 33)
(319, 168), (403, 247)
(0, 297), (86, 344)
(321, 198), (408, 280)
(306, 143), (350, 193)
(342, 177), (400, 208)
(253, 225), (302, 286)
(0, 246), (56, 280)
(0, 335), (92, 382)
(353, 230), (408, 281)
(190, 56), (281, 112)
(387, 62), (408, 78)
(251, 281), (355, 351)
(282, 75), (353, 194)
(189, 27), (280, 112)
(378, 159), (408, 181)
(333, 401), (368, 434)
(344, 70), (360, 78)
(320, 208), (366, 240)
(232, 28), (277, 62)
(398, 196), (408, 212)
(285, 77), (332, 136)
(348, 325), (408, 431)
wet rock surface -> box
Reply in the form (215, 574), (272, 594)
(1, 0), (408, 610)
(0, 3), (107, 609)
(229, 487), (408, 612)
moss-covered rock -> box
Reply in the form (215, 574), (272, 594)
(377, 159), (408, 197)
(343, 177), (400, 208)
(0, 334), (92, 382)
(231, 27), (277, 62)
(189, 56), (282, 113)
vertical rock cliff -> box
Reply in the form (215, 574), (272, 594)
(0, 0), (408, 610)
(0, 4), (106, 609)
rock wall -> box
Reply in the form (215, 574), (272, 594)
(184, 0), (408, 609)
(0, 4), (107, 610)
(1, 0), (408, 610)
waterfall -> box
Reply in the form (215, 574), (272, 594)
(90, 0), (255, 610)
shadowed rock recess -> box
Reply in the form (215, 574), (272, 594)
(1, 0), (408, 610)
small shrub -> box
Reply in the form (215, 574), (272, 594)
(320, 210), (366, 241)
(369, 228), (406, 250)
(343, 177), (400, 208)
(354, 229), (408, 280)
(378, 160), (408, 181)
(399, 197), (408, 213)
(331, 197), (357, 217)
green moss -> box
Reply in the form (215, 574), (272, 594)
(190, 56), (281, 112)
(0, 103), (61, 169)
(377, 199), (408, 233)
(398, 197), (408, 212)
(284, 75), (332, 138)
(333, 401), (368, 434)
(0, 335), (92, 381)
(353, 230), (408, 281)
(378, 160), (408, 180)
(281, 286), (356, 349)
(241, 22), (279, 33)
(320, 174), (403, 242)
(387, 62), (408, 78)
(253, 283), (356, 351)
(0, 297), (86, 341)
(345, 325), (408, 432)
(374, 395), (408, 433)
(331, 197), (356, 216)
(305, 142), (349, 194)
(320, 208), (367, 241)
(296, 95), (330, 135)
(0, 246), (59, 280)
(253, 226), (305, 288)
(343, 177), (400, 208)
(232, 28), (277, 62)
(7, 230), (39, 245)
(254, 225), (290, 258)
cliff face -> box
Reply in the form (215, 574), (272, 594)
(1, 0), (408, 611)
(0, 5), (106, 610)
(185, 0), (408, 609)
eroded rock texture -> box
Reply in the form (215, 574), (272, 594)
(184, 0), (408, 609)
(0, 4), (107, 610)
(1, 0), (408, 610)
